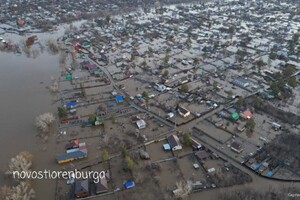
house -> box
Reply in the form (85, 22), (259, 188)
(115, 95), (124, 103)
(195, 150), (210, 160)
(82, 63), (96, 70)
(136, 119), (146, 129)
(177, 105), (190, 118)
(16, 18), (25, 26)
(167, 135), (182, 151)
(230, 141), (243, 153)
(131, 116), (141, 123)
(75, 179), (89, 198)
(232, 77), (250, 88)
(56, 143), (88, 164)
(154, 83), (166, 92)
(192, 181), (205, 190)
(241, 110), (253, 119)
(231, 112), (239, 120)
(65, 101), (77, 109)
(65, 139), (79, 150)
(95, 178), (108, 194)
(180, 76), (189, 84)
(191, 138), (204, 150)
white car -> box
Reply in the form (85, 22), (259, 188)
(167, 112), (174, 119)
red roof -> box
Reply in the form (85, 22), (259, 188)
(243, 110), (253, 119)
(73, 139), (79, 146)
(17, 18), (25, 26)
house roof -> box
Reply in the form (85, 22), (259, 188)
(232, 77), (249, 86)
(242, 110), (253, 119)
(231, 112), (239, 120)
(66, 101), (77, 108)
(75, 179), (89, 194)
(195, 150), (210, 160)
(131, 116), (141, 123)
(124, 180), (135, 189)
(231, 141), (242, 150)
(95, 178), (108, 193)
(167, 135), (180, 149)
(136, 119), (146, 129)
(178, 106), (190, 115)
(115, 95), (124, 103)
(163, 143), (171, 150)
(56, 150), (87, 162)
(17, 18), (25, 26)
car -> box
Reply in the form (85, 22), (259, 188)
(149, 94), (156, 98)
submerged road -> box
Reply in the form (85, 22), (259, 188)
(89, 57), (176, 128)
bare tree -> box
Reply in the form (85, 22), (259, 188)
(35, 113), (55, 133)
(5, 151), (33, 179)
(173, 180), (192, 199)
(1, 182), (35, 200)
(49, 81), (59, 93)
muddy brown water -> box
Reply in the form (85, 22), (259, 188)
(0, 51), (60, 199)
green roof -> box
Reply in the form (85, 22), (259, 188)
(231, 112), (239, 120)
(66, 74), (72, 81)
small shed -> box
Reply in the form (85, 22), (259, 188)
(231, 141), (243, 153)
(231, 112), (239, 120)
(66, 74), (72, 81)
(267, 171), (273, 177)
(124, 180), (135, 189)
(163, 143), (171, 151)
(136, 119), (146, 129)
(167, 135), (182, 151)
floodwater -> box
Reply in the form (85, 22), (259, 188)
(0, 20), (87, 199)
(0, 51), (59, 199)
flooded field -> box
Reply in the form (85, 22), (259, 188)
(0, 51), (60, 199)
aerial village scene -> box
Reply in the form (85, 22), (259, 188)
(0, 0), (300, 199)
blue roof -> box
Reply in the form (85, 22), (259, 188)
(115, 95), (124, 103)
(56, 150), (87, 162)
(66, 101), (77, 108)
(163, 143), (171, 150)
(267, 171), (273, 176)
(255, 164), (260, 170)
(124, 180), (135, 189)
